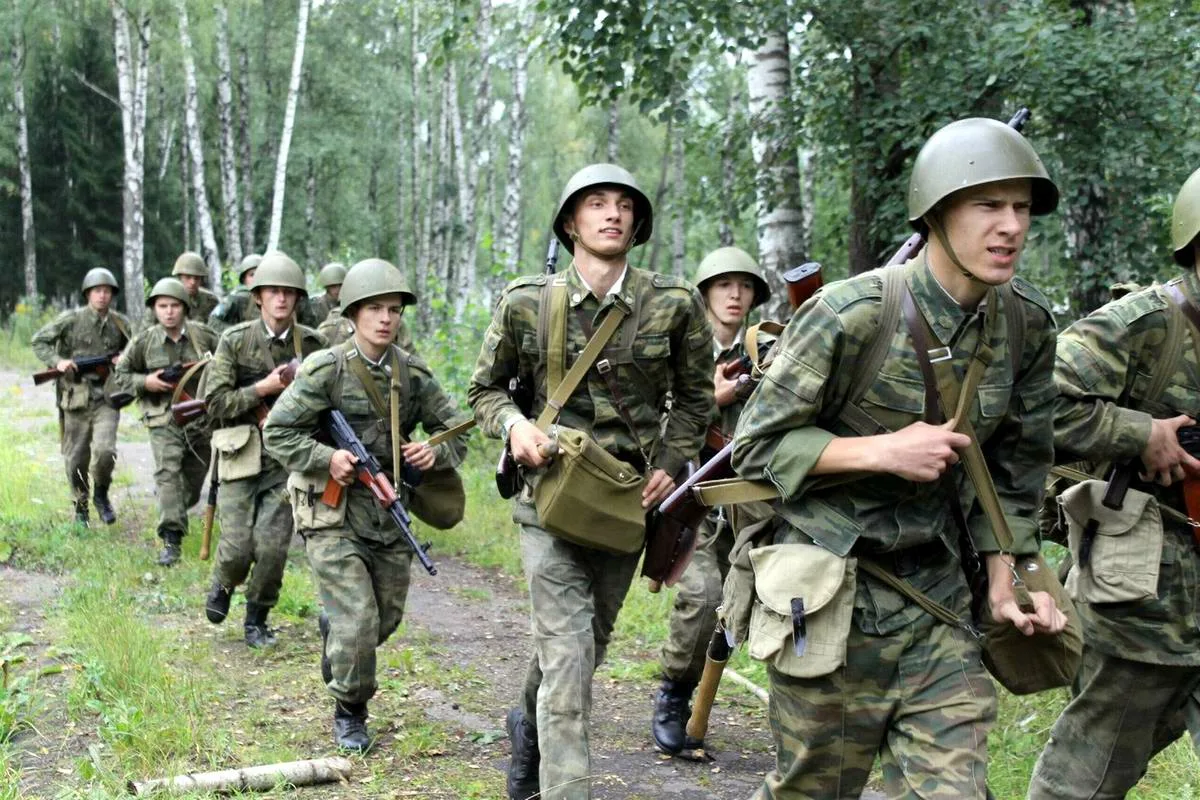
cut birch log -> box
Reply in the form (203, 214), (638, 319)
(128, 756), (353, 795)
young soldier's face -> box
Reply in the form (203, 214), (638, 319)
(154, 297), (185, 331)
(705, 275), (756, 328)
(326, 284), (341, 302)
(178, 275), (202, 295)
(939, 178), (1033, 285)
(241, 268), (257, 287)
(255, 286), (299, 325)
(351, 295), (405, 349)
(565, 188), (635, 256)
(87, 286), (114, 312)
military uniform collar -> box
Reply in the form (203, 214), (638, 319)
(908, 252), (994, 347)
(152, 323), (189, 345)
(81, 304), (109, 324)
(714, 331), (743, 362)
(1182, 269), (1200, 304)
(262, 319), (292, 343)
(352, 341), (392, 370)
(566, 262), (635, 313)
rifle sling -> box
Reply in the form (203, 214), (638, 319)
(170, 357), (212, 409)
(533, 304), (628, 432)
(347, 348), (406, 483)
(573, 305), (651, 468)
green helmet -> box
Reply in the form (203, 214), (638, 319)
(1171, 166), (1200, 267)
(81, 267), (120, 297)
(553, 163), (653, 254)
(146, 277), (191, 310)
(693, 247), (771, 310)
(318, 262), (348, 288)
(340, 258), (417, 312)
(250, 251), (307, 296)
(237, 253), (263, 279)
(907, 117), (1059, 230)
(171, 251), (207, 277)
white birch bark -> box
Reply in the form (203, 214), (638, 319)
(177, 0), (222, 287)
(181, 128), (192, 250)
(11, 10), (36, 301)
(112, 2), (150, 322)
(237, 41), (255, 252)
(433, 74), (452, 303)
(214, 2), (243, 266)
(453, 0), (492, 319)
(498, 0), (530, 276)
(606, 98), (620, 162)
(746, 31), (804, 320)
(670, 126), (686, 277)
(304, 157), (316, 268)
(447, 63), (469, 319)
(266, 0), (311, 252)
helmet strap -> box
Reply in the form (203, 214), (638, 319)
(926, 213), (982, 283)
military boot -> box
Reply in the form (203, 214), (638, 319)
(157, 531), (182, 567)
(93, 487), (116, 525)
(205, 581), (232, 624)
(651, 678), (696, 756)
(505, 707), (540, 800)
(333, 700), (370, 752)
(244, 602), (277, 648)
(318, 612), (333, 684)
(73, 500), (89, 529)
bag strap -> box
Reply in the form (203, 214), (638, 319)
(857, 560), (980, 637)
(543, 276), (568, 392)
(426, 418), (476, 448)
(836, 263), (909, 436)
(348, 346), (407, 481)
(169, 356), (212, 408)
(744, 321), (785, 372)
(574, 305), (651, 468)
(533, 303), (628, 432)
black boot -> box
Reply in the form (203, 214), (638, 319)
(244, 602), (277, 648)
(319, 612), (333, 684)
(651, 678), (695, 756)
(157, 531), (182, 567)
(205, 581), (232, 624)
(73, 500), (89, 529)
(505, 707), (540, 800)
(333, 700), (370, 752)
(93, 487), (116, 525)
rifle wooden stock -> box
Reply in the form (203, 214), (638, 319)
(172, 398), (208, 426)
(169, 358), (297, 427)
(199, 456), (219, 561)
(32, 352), (121, 386)
(782, 262), (824, 310)
(685, 622), (733, 744)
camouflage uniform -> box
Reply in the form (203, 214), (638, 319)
(114, 321), (217, 543)
(1028, 272), (1200, 799)
(263, 341), (467, 705)
(730, 255), (1057, 799)
(204, 319), (326, 615)
(317, 307), (416, 352)
(31, 305), (132, 510)
(187, 287), (220, 322)
(469, 264), (714, 800)
(309, 292), (336, 324)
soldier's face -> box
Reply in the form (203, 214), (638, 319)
(87, 286), (113, 312)
(255, 286), (299, 324)
(241, 268), (257, 286)
(565, 188), (635, 256)
(351, 295), (405, 350)
(178, 275), (202, 294)
(153, 297), (185, 330)
(705, 275), (756, 327)
(937, 179), (1033, 285)
(327, 284), (341, 302)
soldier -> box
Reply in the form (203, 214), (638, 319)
(730, 118), (1068, 798)
(264, 258), (468, 752)
(651, 245), (770, 755)
(209, 253), (262, 335)
(317, 305), (416, 352)
(309, 262), (347, 323)
(1027, 167), (1200, 797)
(469, 163), (714, 800)
(114, 278), (218, 566)
(171, 251), (220, 322)
(201, 252), (326, 648)
(31, 268), (132, 526)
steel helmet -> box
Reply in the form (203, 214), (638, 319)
(81, 268), (120, 297)
(318, 262), (348, 288)
(145, 277), (191, 310)
(250, 251), (307, 296)
(907, 117), (1059, 230)
(237, 253), (263, 279)
(1171, 166), (1200, 267)
(553, 163), (653, 254)
(693, 247), (771, 310)
(340, 259), (417, 312)
(171, 252), (207, 277)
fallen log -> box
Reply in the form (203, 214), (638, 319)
(128, 756), (353, 795)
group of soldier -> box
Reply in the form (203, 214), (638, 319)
(26, 112), (1200, 800)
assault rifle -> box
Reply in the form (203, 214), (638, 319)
(108, 360), (201, 411)
(32, 352), (121, 386)
(495, 236), (559, 499)
(171, 358), (299, 427)
(318, 408), (437, 576)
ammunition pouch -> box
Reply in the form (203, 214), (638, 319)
(288, 470), (349, 531)
(1060, 479), (1163, 604)
(211, 424), (262, 482)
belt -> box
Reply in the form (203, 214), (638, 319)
(855, 539), (949, 579)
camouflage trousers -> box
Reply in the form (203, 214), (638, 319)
(61, 400), (119, 503)
(148, 425), (210, 540)
(211, 472), (292, 608)
(658, 510), (733, 684)
(753, 616), (994, 800)
(1027, 644), (1200, 799)
(518, 521), (642, 800)
(305, 530), (413, 705)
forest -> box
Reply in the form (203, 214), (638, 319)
(0, 0), (1197, 329)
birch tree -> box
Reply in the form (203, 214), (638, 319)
(498, 0), (531, 276)
(237, 41), (255, 253)
(10, 2), (36, 301)
(214, 2), (243, 266)
(112, 1), (150, 321)
(266, 0), (311, 252)
(177, 0), (222, 287)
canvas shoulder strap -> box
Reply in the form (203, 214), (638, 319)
(836, 263), (908, 436)
(533, 303), (628, 432)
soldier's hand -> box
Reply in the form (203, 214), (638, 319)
(874, 420), (971, 482)
(642, 468), (675, 508)
(509, 420), (554, 469)
(254, 364), (291, 398)
(402, 441), (436, 472)
(144, 370), (173, 393)
(329, 449), (359, 486)
(56, 359), (77, 374)
(1140, 414), (1200, 486)
(713, 364), (740, 408)
(985, 554), (1068, 636)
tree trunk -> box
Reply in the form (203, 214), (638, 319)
(367, 152), (381, 256)
(409, 0), (424, 284)
(607, 97), (620, 162)
(304, 157), (316, 269)
(433, 73), (452, 310)
(718, 97), (738, 247)
(214, 2), (243, 266)
(155, 64), (176, 183)
(178, 0), (222, 287)
(11, 8), (36, 301)
(746, 30), (804, 319)
(237, 40), (256, 253)
(112, 2), (150, 322)
(647, 113), (673, 272)
(670, 118), (686, 277)
(266, 0), (312, 252)
(181, 128), (192, 251)
(498, 0), (530, 278)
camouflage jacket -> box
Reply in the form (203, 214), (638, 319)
(713, 336), (747, 438)
(1055, 270), (1200, 665)
(469, 264), (715, 479)
(309, 293), (337, 323)
(318, 308), (416, 353)
(263, 341), (468, 543)
(732, 256), (1057, 635)
(188, 287), (220, 322)
(31, 305), (132, 401)
(209, 288), (319, 334)
(114, 322), (218, 427)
